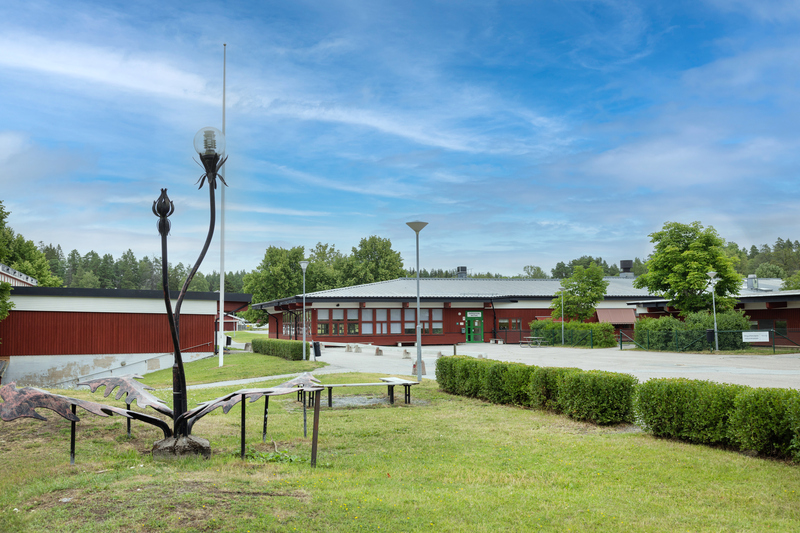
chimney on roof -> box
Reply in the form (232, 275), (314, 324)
(456, 266), (468, 279)
(619, 259), (634, 278)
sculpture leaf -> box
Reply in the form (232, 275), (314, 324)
(78, 374), (173, 417)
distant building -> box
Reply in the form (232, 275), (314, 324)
(0, 287), (251, 387)
(253, 275), (800, 347)
(252, 277), (655, 346)
(0, 263), (38, 287)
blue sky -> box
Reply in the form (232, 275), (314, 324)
(1, 0), (799, 277)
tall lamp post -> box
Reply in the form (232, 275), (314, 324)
(708, 271), (719, 351)
(561, 290), (565, 345)
(300, 260), (309, 360)
(406, 221), (428, 383)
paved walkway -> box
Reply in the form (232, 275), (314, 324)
(191, 341), (800, 390)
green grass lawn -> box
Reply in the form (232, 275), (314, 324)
(2, 376), (799, 532)
(140, 352), (326, 388)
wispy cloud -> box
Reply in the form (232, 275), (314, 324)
(0, 32), (217, 103)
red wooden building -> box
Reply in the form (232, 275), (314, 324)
(252, 277), (651, 346)
(0, 287), (251, 387)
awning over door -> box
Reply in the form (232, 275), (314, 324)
(596, 308), (636, 324)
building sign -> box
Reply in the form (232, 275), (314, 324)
(466, 311), (482, 318)
(742, 331), (770, 343)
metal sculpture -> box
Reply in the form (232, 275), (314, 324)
(150, 127), (227, 439)
(0, 129), (326, 466)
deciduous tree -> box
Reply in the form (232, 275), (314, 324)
(633, 221), (740, 314)
(550, 262), (609, 321)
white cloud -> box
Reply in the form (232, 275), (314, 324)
(0, 32), (217, 104)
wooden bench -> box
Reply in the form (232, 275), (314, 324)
(301, 377), (419, 407)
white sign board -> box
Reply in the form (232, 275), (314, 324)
(742, 331), (770, 343)
(466, 311), (482, 318)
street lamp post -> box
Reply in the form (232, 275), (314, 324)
(406, 221), (428, 383)
(561, 290), (564, 345)
(708, 271), (719, 351)
(300, 260), (309, 360)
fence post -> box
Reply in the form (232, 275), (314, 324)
(772, 329), (776, 354)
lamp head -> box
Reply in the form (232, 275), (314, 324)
(300, 260), (309, 273)
(406, 221), (428, 234)
(707, 271), (717, 280)
(193, 127), (226, 156)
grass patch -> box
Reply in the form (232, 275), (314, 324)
(2, 378), (800, 532)
(140, 352), (326, 388)
(228, 331), (271, 344)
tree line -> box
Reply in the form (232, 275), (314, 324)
(37, 244), (247, 293)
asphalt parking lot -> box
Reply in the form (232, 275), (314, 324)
(308, 341), (800, 389)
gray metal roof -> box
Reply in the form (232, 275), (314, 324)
(253, 276), (800, 311)
(253, 277), (658, 309)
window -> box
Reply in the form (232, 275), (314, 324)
(317, 323), (329, 335)
(499, 318), (509, 330)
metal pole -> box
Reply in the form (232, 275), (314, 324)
(415, 230), (422, 382)
(406, 221), (427, 382)
(300, 261), (309, 360)
(561, 290), (564, 345)
(711, 288), (719, 351)
(70, 404), (76, 466)
(219, 43), (227, 367)
(311, 388), (321, 468)
(240, 393), (246, 459)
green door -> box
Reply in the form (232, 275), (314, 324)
(465, 311), (483, 343)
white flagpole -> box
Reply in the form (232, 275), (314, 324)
(219, 43), (227, 367)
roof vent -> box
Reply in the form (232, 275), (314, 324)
(619, 259), (634, 278)
(747, 274), (758, 290)
(456, 266), (468, 279)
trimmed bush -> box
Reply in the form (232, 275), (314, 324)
(435, 355), (458, 393)
(251, 338), (306, 361)
(503, 363), (538, 407)
(528, 367), (581, 412)
(636, 378), (744, 445)
(634, 310), (752, 351)
(559, 370), (638, 425)
(729, 387), (800, 457)
(528, 321), (617, 348)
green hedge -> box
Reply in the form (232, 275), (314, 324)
(634, 310), (752, 351)
(636, 378), (800, 460)
(251, 338), (307, 361)
(528, 320), (617, 348)
(436, 355), (635, 424)
(636, 378), (744, 445)
(529, 367), (582, 411)
(729, 387), (800, 457)
(559, 370), (638, 425)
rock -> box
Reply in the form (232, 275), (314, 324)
(152, 435), (211, 460)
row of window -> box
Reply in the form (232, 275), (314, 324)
(316, 308), (445, 336)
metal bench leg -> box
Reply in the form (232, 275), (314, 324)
(388, 385), (395, 404)
(268, 396), (269, 442)
(311, 388), (321, 468)
(404, 384), (411, 404)
(328, 387), (333, 407)
(240, 394), (246, 459)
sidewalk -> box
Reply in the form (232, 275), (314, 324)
(193, 341), (800, 390)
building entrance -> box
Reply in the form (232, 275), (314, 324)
(465, 311), (483, 343)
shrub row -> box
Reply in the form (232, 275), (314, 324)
(436, 356), (636, 425)
(438, 356), (800, 459)
(634, 310), (752, 351)
(527, 321), (617, 348)
(638, 378), (800, 459)
(251, 338), (307, 361)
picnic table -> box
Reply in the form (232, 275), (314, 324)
(521, 336), (545, 347)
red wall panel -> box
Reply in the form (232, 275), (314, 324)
(0, 311), (215, 356)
